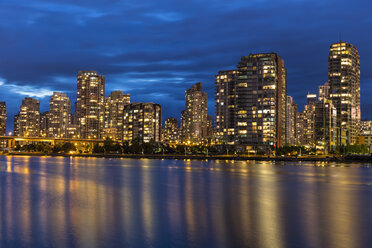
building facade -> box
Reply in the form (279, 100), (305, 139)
(40, 111), (49, 137)
(318, 82), (330, 102)
(295, 112), (305, 145)
(182, 82), (208, 144)
(301, 101), (316, 147)
(14, 97), (40, 137)
(162, 117), (180, 145)
(314, 101), (337, 153)
(48, 92), (71, 138)
(123, 103), (161, 143)
(235, 53), (287, 151)
(215, 70), (238, 145)
(0, 102), (6, 148)
(0, 102), (6, 136)
(328, 41), (360, 146)
(65, 124), (80, 139)
(286, 96), (297, 145)
(358, 120), (372, 152)
(75, 71), (105, 139)
(104, 90), (130, 142)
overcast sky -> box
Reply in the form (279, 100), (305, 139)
(1, 0), (372, 130)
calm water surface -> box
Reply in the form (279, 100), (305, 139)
(0, 156), (372, 248)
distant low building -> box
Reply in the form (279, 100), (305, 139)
(162, 117), (180, 145)
(358, 120), (372, 153)
(286, 96), (297, 145)
(65, 124), (80, 139)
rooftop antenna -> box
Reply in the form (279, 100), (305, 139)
(339, 32), (342, 42)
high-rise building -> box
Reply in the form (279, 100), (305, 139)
(180, 110), (186, 143)
(297, 90), (337, 152)
(286, 96), (297, 145)
(14, 114), (20, 137)
(301, 102), (316, 146)
(48, 92), (71, 138)
(0, 102), (6, 148)
(75, 71), (105, 139)
(215, 70), (238, 145)
(104, 91), (130, 141)
(40, 111), (49, 137)
(314, 101), (337, 153)
(295, 112), (305, 145)
(207, 115), (213, 142)
(328, 41), (360, 146)
(0, 102), (6, 136)
(123, 103), (161, 143)
(235, 53), (287, 150)
(163, 117), (180, 145)
(318, 82), (330, 101)
(182, 82), (208, 144)
(14, 97), (40, 137)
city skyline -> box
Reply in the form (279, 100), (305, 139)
(1, 0), (372, 131)
(2, 42), (364, 153)
(1, 2), (372, 248)
(0, 41), (369, 132)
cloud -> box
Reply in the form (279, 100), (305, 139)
(0, 79), (53, 98)
(145, 12), (184, 22)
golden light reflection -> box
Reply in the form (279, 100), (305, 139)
(322, 168), (362, 248)
(0, 157), (370, 247)
(141, 161), (155, 244)
(256, 164), (284, 248)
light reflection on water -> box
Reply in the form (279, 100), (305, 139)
(0, 156), (372, 248)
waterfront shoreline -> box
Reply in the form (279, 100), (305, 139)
(2, 152), (372, 163)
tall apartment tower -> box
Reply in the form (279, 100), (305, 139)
(180, 110), (187, 143)
(123, 103), (162, 143)
(104, 91), (130, 142)
(328, 41), (360, 146)
(301, 99), (316, 146)
(295, 112), (305, 145)
(48, 92), (71, 138)
(314, 101), (337, 153)
(75, 71), (105, 139)
(235, 53), (287, 150)
(182, 82), (208, 144)
(13, 114), (19, 136)
(14, 97), (40, 137)
(0, 102), (6, 148)
(215, 70), (238, 145)
(0, 102), (6, 136)
(286, 96), (297, 145)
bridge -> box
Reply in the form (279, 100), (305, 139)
(0, 136), (104, 152)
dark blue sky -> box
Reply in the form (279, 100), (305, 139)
(1, 0), (372, 130)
